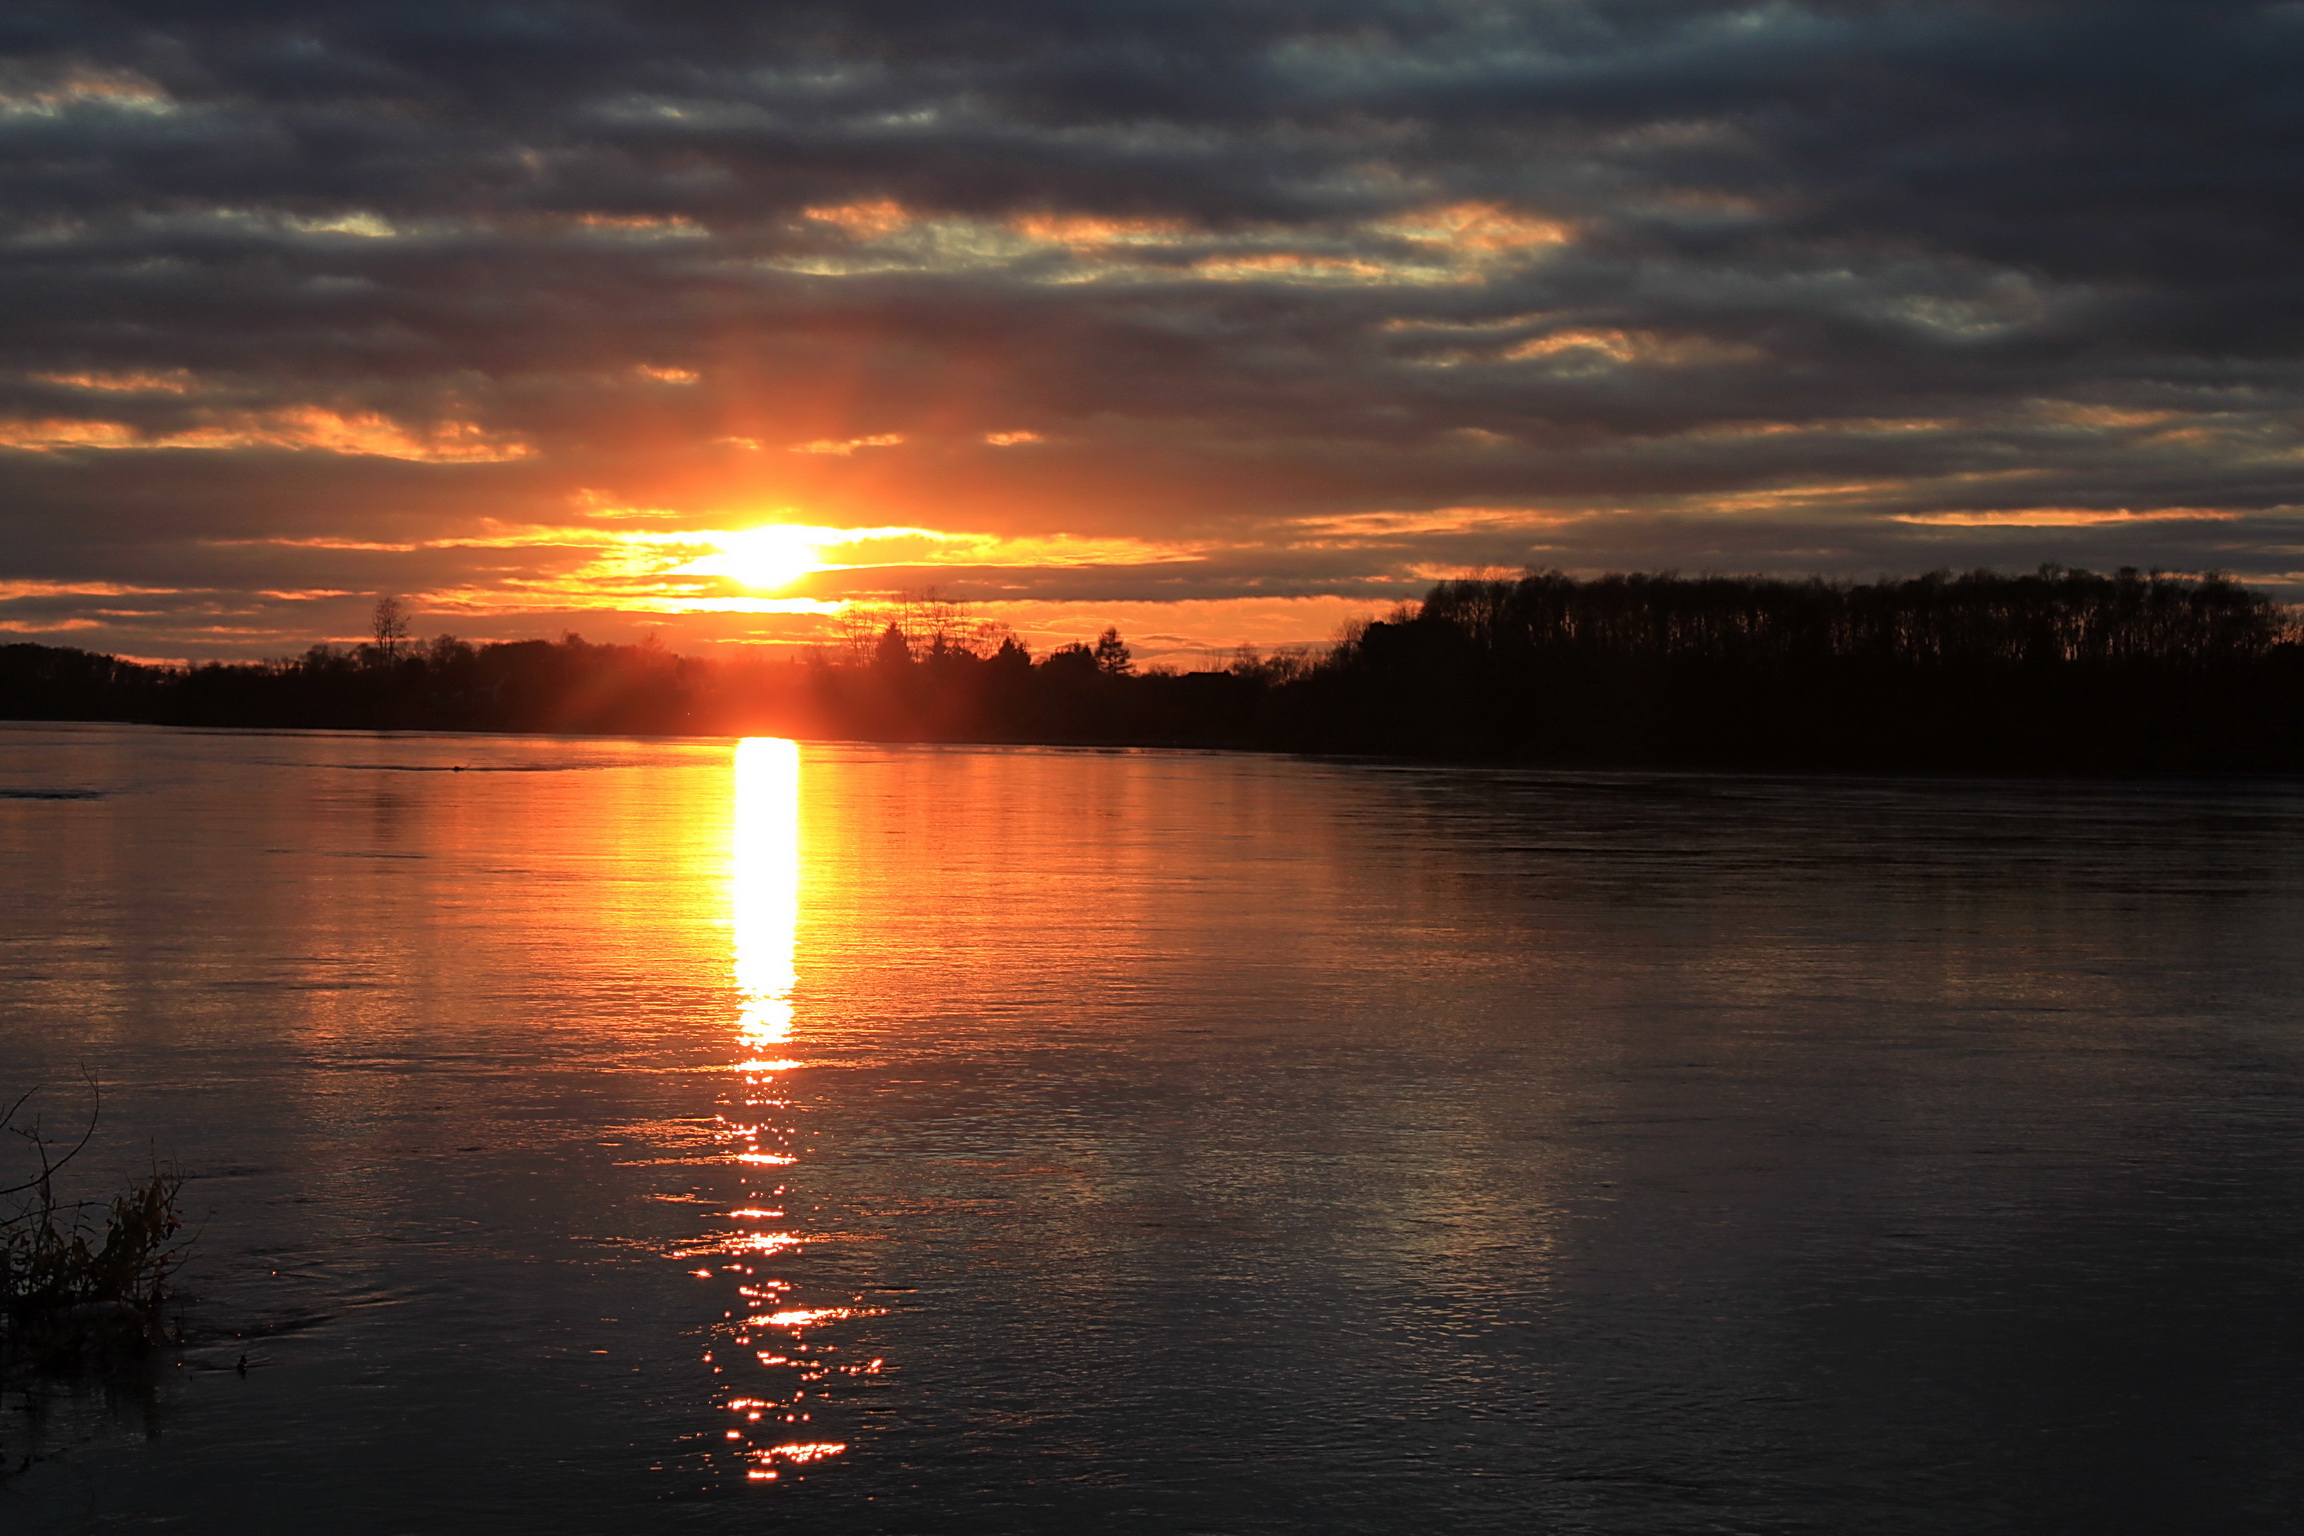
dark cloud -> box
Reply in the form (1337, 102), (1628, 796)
(2, 0), (2301, 659)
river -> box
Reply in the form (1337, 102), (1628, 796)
(3, 722), (2301, 1532)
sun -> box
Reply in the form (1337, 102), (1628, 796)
(704, 524), (825, 591)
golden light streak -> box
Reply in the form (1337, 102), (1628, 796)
(732, 737), (800, 1049)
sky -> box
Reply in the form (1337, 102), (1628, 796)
(3, 0), (2302, 665)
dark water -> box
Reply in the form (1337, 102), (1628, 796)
(2, 722), (2302, 1533)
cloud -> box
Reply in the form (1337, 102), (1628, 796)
(788, 434), (906, 456)
(0, 408), (533, 461)
(32, 369), (197, 394)
(1890, 508), (2246, 528)
(0, 1), (2299, 659)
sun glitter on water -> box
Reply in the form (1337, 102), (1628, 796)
(732, 736), (800, 1046)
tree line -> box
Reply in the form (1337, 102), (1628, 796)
(4, 566), (2301, 771)
(1288, 566), (2304, 769)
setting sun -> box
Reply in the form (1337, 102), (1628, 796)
(700, 525), (825, 591)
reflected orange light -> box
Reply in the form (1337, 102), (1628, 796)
(754, 1307), (865, 1328)
(716, 740), (871, 1489)
(733, 738), (800, 1045)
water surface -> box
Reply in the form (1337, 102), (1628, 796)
(3, 722), (2301, 1533)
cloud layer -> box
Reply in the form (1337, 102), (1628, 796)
(4, 1), (2302, 660)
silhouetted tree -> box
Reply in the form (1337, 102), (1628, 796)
(370, 595), (410, 661)
(1094, 627), (1133, 676)
(10, 567), (2302, 770)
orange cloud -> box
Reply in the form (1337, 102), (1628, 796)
(1690, 416), (1957, 438)
(209, 519), (1212, 617)
(0, 419), (141, 450)
(1191, 252), (1391, 282)
(1502, 328), (1758, 367)
(1388, 201), (1573, 252)
(0, 616), (106, 634)
(1380, 311), (1556, 334)
(33, 369), (198, 394)
(789, 433), (905, 455)
(817, 529), (1204, 570)
(1701, 481), (1910, 513)
(416, 584), (841, 618)
(0, 67), (176, 117)
(1286, 506), (1593, 541)
(0, 408), (532, 462)
(2031, 402), (2180, 429)
(1892, 508), (2243, 527)
(573, 213), (706, 237)
(1010, 212), (1187, 247)
(0, 579), (182, 600)
(803, 199), (911, 238)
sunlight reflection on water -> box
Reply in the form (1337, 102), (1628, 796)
(702, 737), (862, 1483)
(732, 737), (799, 1051)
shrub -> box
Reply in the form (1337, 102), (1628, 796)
(0, 1082), (188, 1360)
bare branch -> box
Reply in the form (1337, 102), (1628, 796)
(0, 1071), (99, 1198)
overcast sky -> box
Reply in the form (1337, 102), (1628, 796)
(4, 0), (2302, 662)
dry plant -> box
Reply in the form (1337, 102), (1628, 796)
(0, 1076), (188, 1363)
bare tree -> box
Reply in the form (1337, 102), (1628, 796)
(836, 588), (1012, 662)
(371, 594), (410, 660)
